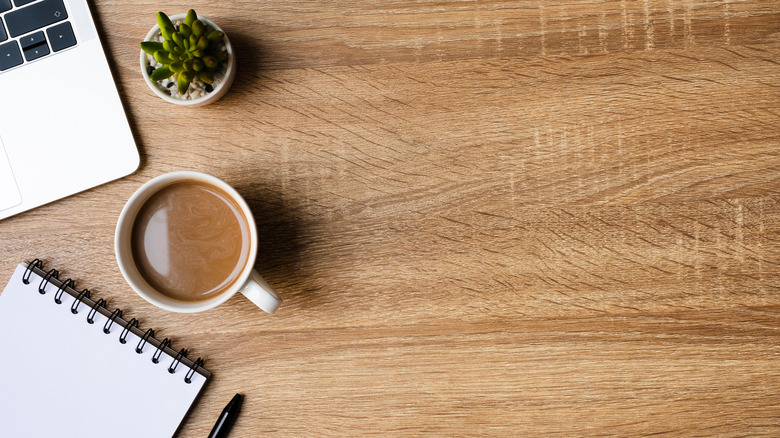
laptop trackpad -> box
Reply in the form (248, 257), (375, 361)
(0, 136), (22, 212)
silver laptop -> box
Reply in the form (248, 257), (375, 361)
(0, 0), (139, 220)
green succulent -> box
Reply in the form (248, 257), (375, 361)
(141, 10), (228, 95)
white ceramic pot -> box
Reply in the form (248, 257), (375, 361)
(140, 13), (236, 107)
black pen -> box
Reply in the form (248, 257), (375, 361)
(208, 393), (243, 438)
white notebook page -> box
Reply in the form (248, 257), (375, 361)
(0, 264), (208, 437)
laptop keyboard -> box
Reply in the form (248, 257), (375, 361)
(0, 0), (76, 72)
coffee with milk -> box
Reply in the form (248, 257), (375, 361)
(130, 180), (251, 302)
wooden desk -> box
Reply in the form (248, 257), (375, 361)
(1, 1), (778, 435)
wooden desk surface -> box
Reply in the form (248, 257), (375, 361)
(1, 1), (778, 435)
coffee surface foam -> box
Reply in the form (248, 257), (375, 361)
(130, 180), (250, 302)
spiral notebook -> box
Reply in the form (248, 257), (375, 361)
(0, 260), (211, 437)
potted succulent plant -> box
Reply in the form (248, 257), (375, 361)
(140, 10), (236, 106)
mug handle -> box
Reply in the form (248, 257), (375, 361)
(239, 270), (282, 313)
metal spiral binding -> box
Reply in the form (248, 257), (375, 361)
(87, 298), (107, 324)
(54, 279), (74, 305)
(21, 259), (210, 383)
(71, 289), (90, 314)
(168, 348), (189, 374)
(152, 338), (172, 364)
(119, 318), (139, 344)
(103, 308), (123, 334)
(136, 328), (155, 354)
(185, 358), (204, 384)
(22, 259), (43, 284)
(38, 268), (59, 294)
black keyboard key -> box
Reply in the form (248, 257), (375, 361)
(0, 21), (6, 43)
(22, 41), (48, 61)
(14, 0), (37, 6)
(47, 21), (75, 52)
(19, 30), (45, 50)
(0, 0), (12, 14)
(19, 29), (47, 61)
(6, 0), (68, 38)
(0, 41), (23, 70)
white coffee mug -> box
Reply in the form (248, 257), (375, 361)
(115, 171), (282, 313)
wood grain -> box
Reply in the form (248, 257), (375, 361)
(1, 0), (779, 436)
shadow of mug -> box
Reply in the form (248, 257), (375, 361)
(236, 179), (328, 312)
